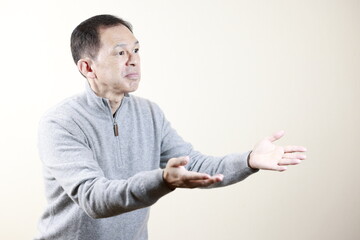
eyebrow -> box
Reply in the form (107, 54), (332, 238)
(113, 41), (139, 49)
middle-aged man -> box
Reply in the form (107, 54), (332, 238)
(35, 14), (307, 240)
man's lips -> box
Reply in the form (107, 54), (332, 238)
(124, 73), (140, 79)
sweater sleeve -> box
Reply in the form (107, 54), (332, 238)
(159, 114), (258, 188)
(38, 116), (173, 219)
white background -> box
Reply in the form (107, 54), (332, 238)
(0, 0), (359, 239)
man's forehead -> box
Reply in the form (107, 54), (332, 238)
(99, 25), (137, 45)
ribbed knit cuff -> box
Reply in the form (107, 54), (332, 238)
(140, 169), (174, 204)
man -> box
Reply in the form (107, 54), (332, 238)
(35, 14), (306, 240)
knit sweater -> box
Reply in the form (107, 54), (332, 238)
(34, 83), (257, 240)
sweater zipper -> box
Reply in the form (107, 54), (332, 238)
(111, 98), (125, 137)
(110, 99), (125, 168)
(113, 121), (119, 136)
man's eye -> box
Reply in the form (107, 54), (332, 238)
(134, 48), (139, 53)
(119, 51), (125, 55)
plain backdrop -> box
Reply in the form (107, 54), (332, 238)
(0, 0), (359, 239)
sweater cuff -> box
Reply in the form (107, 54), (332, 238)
(222, 151), (259, 186)
(140, 169), (174, 204)
(245, 151), (260, 173)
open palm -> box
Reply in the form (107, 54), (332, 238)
(249, 130), (307, 171)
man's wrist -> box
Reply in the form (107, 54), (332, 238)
(162, 170), (176, 191)
(247, 151), (259, 170)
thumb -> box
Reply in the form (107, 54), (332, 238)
(168, 156), (189, 168)
(268, 130), (285, 142)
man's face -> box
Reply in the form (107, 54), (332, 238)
(91, 24), (141, 94)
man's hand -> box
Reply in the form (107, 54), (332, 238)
(248, 130), (307, 171)
(163, 156), (224, 190)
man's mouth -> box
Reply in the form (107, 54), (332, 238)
(124, 73), (140, 80)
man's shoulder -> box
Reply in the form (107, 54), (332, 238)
(40, 92), (86, 123)
(129, 94), (156, 105)
(128, 94), (164, 115)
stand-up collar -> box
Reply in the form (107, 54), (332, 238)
(84, 82), (129, 116)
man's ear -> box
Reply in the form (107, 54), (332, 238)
(77, 58), (96, 79)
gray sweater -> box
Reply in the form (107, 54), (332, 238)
(35, 83), (257, 240)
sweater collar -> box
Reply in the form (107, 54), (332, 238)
(85, 82), (130, 115)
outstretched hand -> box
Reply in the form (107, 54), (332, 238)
(163, 156), (224, 190)
(248, 130), (307, 171)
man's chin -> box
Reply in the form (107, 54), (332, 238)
(126, 83), (140, 93)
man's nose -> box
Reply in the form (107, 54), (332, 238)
(126, 53), (138, 66)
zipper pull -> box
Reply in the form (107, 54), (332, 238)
(113, 122), (119, 136)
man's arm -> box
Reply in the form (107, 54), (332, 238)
(159, 113), (306, 189)
(158, 113), (257, 189)
(39, 116), (173, 219)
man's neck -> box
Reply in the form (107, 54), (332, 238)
(108, 96), (123, 115)
(88, 81), (125, 115)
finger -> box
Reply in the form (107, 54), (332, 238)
(213, 174), (224, 181)
(278, 158), (302, 166)
(186, 180), (211, 188)
(268, 130), (285, 142)
(168, 156), (189, 168)
(283, 153), (306, 160)
(183, 172), (211, 181)
(275, 165), (287, 171)
(284, 146), (307, 153)
(187, 176), (223, 188)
